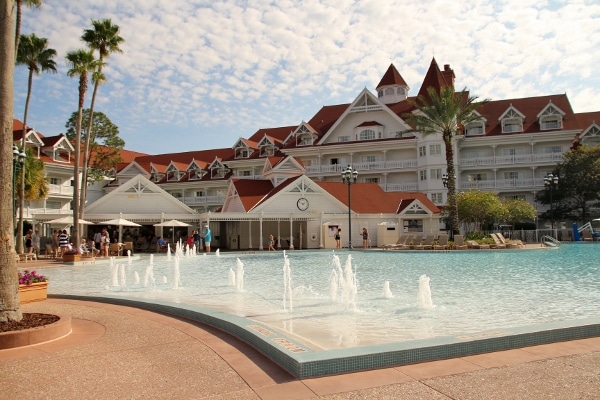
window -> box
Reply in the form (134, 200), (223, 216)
(540, 146), (562, 154)
(502, 148), (525, 156)
(330, 157), (347, 165)
(46, 201), (61, 209)
(430, 168), (442, 180)
(502, 120), (522, 133)
(429, 144), (441, 156)
(503, 171), (523, 180)
(465, 122), (484, 135)
(419, 146), (426, 157)
(419, 170), (427, 181)
(363, 177), (379, 183)
(466, 173), (487, 181)
(171, 192), (181, 198)
(50, 178), (60, 185)
(359, 129), (376, 140)
(241, 170), (251, 176)
(338, 136), (350, 142)
(362, 155), (378, 163)
(236, 149), (250, 159)
(541, 118), (561, 130)
(385, 88), (394, 96)
(377, 90), (383, 98)
(195, 191), (204, 197)
(504, 194), (526, 201)
(500, 108), (524, 133)
(430, 193), (443, 203)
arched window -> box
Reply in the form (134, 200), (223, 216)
(359, 129), (376, 140)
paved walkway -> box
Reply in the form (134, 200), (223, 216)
(1, 298), (599, 399)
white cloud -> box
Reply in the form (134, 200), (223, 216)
(14, 0), (600, 154)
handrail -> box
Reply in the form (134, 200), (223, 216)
(541, 235), (560, 247)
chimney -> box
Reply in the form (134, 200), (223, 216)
(442, 64), (455, 88)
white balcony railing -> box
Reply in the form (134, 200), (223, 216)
(460, 152), (564, 168)
(305, 159), (418, 175)
(48, 184), (74, 196)
(181, 195), (225, 205)
(460, 178), (548, 190)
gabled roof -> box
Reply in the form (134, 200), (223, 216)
(85, 174), (197, 215)
(314, 182), (440, 214)
(376, 64), (409, 89)
(228, 179), (278, 211)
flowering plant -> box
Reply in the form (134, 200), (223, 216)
(18, 270), (48, 286)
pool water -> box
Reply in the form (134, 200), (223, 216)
(37, 243), (600, 350)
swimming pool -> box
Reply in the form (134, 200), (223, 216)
(37, 243), (600, 377)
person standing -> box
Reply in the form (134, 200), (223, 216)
(335, 228), (341, 248)
(94, 230), (102, 252)
(202, 224), (212, 252)
(362, 228), (369, 249)
(24, 229), (33, 253)
(193, 230), (201, 253)
(31, 228), (40, 256)
(267, 234), (275, 251)
(59, 229), (70, 254)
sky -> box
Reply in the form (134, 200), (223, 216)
(14, 0), (600, 155)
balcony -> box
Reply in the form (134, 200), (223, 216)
(459, 152), (564, 168)
(380, 182), (419, 192)
(460, 178), (547, 190)
(305, 159), (418, 175)
(48, 184), (74, 196)
(181, 195), (225, 206)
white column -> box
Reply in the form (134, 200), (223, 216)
(259, 213), (264, 250)
(289, 217), (294, 249)
(319, 212), (324, 249)
(248, 220), (253, 249)
(277, 220), (281, 249)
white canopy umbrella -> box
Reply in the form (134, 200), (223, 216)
(154, 219), (191, 243)
(99, 213), (141, 243)
(47, 216), (95, 225)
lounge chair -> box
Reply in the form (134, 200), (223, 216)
(490, 233), (507, 249)
(453, 234), (468, 250)
(382, 235), (408, 249)
(496, 232), (523, 248)
(467, 240), (490, 249)
(433, 234), (449, 250)
(414, 235), (434, 250)
(123, 241), (134, 255)
(582, 230), (594, 241)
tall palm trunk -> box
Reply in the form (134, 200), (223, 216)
(14, 0), (21, 53)
(15, 65), (33, 254)
(444, 133), (459, 237)
(72, 88), (85, 249)
(1, 0), (23, 323)
(79, 75), (100, 217)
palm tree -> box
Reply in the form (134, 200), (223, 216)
(14, 0), (42, 53)
(66, 48), (99, 248)
(404, 85), (489, 237)
(1, 0), (23, 323)
(79, 19), (124, 216)
(15, 32), (56, 253)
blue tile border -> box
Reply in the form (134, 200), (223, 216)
(51, 294), (600, 379)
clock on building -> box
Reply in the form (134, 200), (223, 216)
(297, 197), (309, 211)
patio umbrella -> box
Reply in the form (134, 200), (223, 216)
(99, 213), (141, 243)
(47, 216), (95, 225)
(154, 219), (191, 243)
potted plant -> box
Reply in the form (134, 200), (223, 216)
(62, 248), (81, 262)
(18, 270), (49, 304)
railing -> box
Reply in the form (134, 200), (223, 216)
(47, 184), (74, 196)
(460, 152), (564, 168)
(305, 159), (418, 175)
(181, 195), (225, 205)
(460, 178), (549, 190)
(381, 182), (419, 192)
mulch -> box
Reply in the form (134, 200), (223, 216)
(0, 313), (60, 332)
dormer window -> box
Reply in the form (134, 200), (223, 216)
(359, 129), (376, 140)
(167, 171), (183, 181)
(235, 148), (251, 159)
(189, 168), (205, 180)
(499, 107), (525, 133)
(294, 124), (316, 146)
(538, 103), (565, 131)
(260, 146), (276, 156)
(150, 172), (163, 182)
(465, 121), (485, 136)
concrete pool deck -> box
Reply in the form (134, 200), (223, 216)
(1, 298), (599, 399)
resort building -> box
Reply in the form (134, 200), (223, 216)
(15, 58), (600, 249)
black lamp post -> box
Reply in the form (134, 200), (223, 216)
(544, 173), (559, 230)
(442, 173), (449, 188)
(341, 165), (358, 249)
(12, 144), (26, 230)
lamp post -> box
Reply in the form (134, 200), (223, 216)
(341, 165), (358, 249)
(12, 144), (26, 232)
(544, 173), (559, 230)
(441, 173), (451, 236)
